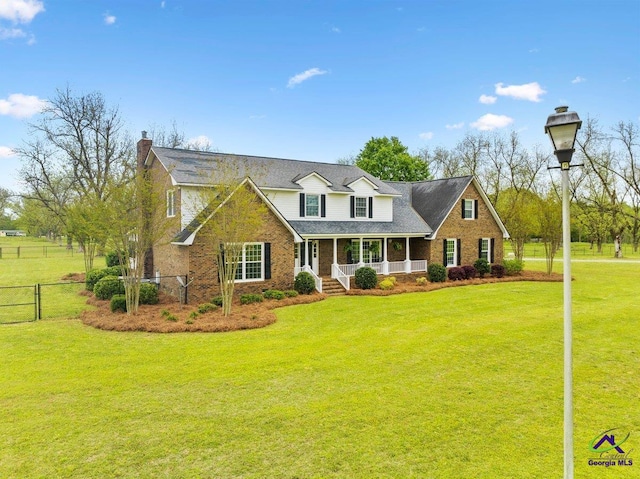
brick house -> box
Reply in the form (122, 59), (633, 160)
(137, 136), (509, 303)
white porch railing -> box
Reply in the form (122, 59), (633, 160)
(332, 260), (428, 283)
(332, 264), (350, 291)
(410, 260), (427, 272)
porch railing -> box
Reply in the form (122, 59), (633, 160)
(332, 264), (350, 291)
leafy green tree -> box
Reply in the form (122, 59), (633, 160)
(355, 136), (430, 181)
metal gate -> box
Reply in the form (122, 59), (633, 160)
(0, 285), (38, 324)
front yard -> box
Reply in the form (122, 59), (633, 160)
(1, 260), (638, 478)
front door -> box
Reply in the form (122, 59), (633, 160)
(296, 240), (320, 275)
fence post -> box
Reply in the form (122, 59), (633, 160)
(34, 284), (41, 320)
(0, 247), (2, 259)
(17, 246), (20, 259)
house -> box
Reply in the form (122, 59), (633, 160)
(137, 136), (509, 304)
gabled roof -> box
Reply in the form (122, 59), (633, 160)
(387, 175), (509, 239)
(172, 177), (303, 245)
(148, 147), (400, 196)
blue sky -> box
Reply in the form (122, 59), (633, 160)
(1, 0), (639, 191)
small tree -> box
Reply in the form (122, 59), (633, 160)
(537, 190), (563, 275)
(355, 136), (430, 181)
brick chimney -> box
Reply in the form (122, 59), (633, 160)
(136, 130), (152, 171)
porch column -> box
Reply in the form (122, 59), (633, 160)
(358, 237), (364, 266)
(303, 238), (310, 271)
(332, 237), (338, 278)
(404, 236), (411, 273)
(382, 236), (389, 275)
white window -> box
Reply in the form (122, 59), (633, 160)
(167, 190), (176, 217)
(355, 197), (368, 218)
(306, 194), (320, 217)
(445, 239), (457, 267)
(480, 238), (491, 262)
(350, 239), (381, 263)
(234, 243), (264, 282)
(463, 199), (476, 219)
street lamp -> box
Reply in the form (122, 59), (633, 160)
(545, 105), (582, 479)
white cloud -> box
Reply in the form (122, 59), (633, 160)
(160, 1), (166, 8)
(471, 113), (514, 131)
(495, 82), (546, 102)
(287, 68), (328, 88)
(446, 122), (464, 130)
(104, 13), (116, 25)
(186, 135), (212, 149)
(529, 48), (539, 53)
(0, 93), (47, 118)
(0, 27), (25, 39)
(0, 0), (44, 23)
(571, 76), (586, 84)
(419, 132), (434, 140)
(0, 146), (16, 158)
(331, 26), (341, 33)
(479, 94), (497, 105)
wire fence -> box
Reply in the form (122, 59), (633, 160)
(0, 245), (78, 259)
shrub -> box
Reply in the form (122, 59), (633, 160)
(462, 265), (477, 279)
(448, 267), (465, 281)
(427, 263), (447, 283)
(474, 258), (490, 278)
(240, 293), (263, 305)
(189, 311), (199, 320)
(388, 276), (397, 285)
(94, 275), (125, 300)
(379, 278), (395, 290)
(354, 267), (378, 289)
(263, 289), (286, 300)
(105, 250), (124, 267)
(504, 259), (524, 276)
(294, 271), (316, 295)
(491, 264), (505, 278)
(284, 290), (299, 298)
(197, 303), (218, 314)
(416, 276), (428, 286)
(86, 269), (108, 291)
(139, 283), (159, 305)
(211, 296), (223, 307)
(110, 294), (127, 313)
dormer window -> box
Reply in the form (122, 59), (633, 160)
(299, 193), (326, 218)
(350, 196), (373, 219)
(355, 197), (367, 218)
(306, 194), (320, 217)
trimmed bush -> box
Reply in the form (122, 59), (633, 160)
(197, 303), (218, 314)
(240, 293), (263, 305)
(86, 269), (107, 291)
(491, 264), (505, 278)
(474, 258), (490, 278)
(139, 283), (159, 305)
(427, 263), (447, 283)
(504, 259), (524, 276)
(379, 278), (395, 290)
(263, 290), (286, 300)
(211, 296), (223, 307)
(284, 290), (299, 298)
(462, 265), (477, 279)
(105, 251), (124, 267)
(294, 271), (316, 295)
(416, 276), (428, 286)
(354, 267), (378, 290)
(448, 267), (465, 281)
(94, 275), (125, 300)
(388, 276), (397, 285)
(110, 294), (127, 313)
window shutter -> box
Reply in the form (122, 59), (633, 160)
(490, 238), (495, 264)
(264, 243), (271, 279)
(457, 239), (461, 266)
(474, 200), (479, 219)
(299, 193), (305, 217)
(443, 239), (447, 265)
(321, 194), (326, 218)
(350, 196), (355, 218)
(368, 196), (373, 218)
(462, 200), (465, 218)
(478, 238), (483, 259)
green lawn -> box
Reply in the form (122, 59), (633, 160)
(1, 259), (638, 478)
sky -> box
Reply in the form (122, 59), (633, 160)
(0, 0), (639, 191)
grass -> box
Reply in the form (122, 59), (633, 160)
(521, 241), (640, 260)
(1, 258), (638, 478)
(0, 241), (88, 323)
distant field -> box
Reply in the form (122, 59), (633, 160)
(1, 251), (638, 477)
(521, 241), (640, 260)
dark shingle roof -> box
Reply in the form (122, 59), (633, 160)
(386, 176), (473, 234)
(150, 147), (400, 195)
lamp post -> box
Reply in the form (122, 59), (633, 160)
(545, 106), (582, 479)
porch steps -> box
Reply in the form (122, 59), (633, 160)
(322, 278), (346, 296)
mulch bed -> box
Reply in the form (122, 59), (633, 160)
(79, 270), (562, 333)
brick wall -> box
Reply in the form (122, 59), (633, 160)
(429, 182), (504, 266)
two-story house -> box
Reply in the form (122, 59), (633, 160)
(137, 136), (509, 304)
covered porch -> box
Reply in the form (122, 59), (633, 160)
(294, 236), (429, 292)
